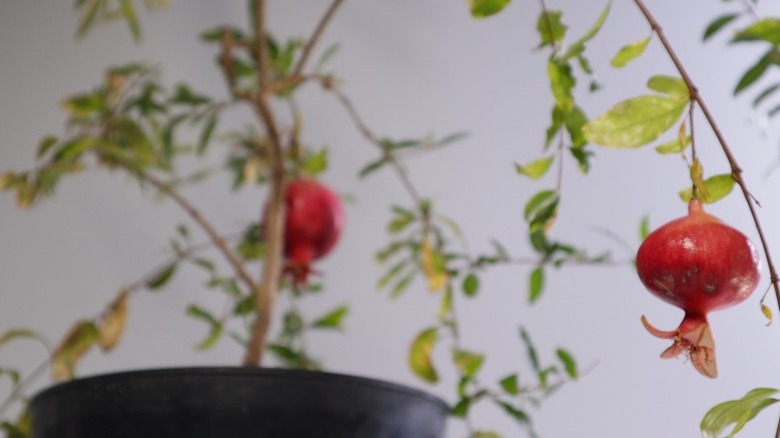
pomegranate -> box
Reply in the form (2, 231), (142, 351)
(636, 198), (760, 378)
(280, 179), (344, 286)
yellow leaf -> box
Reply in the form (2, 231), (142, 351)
(98, 289), (129, 352)
(409, 327), (439, 383)
(762, 304), (773, 326)
(51, 321), (99, 382)
(421, 238), (447, 292)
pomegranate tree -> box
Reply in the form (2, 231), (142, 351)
(281, 179), (345, 286)
(636, 198), (760, 378)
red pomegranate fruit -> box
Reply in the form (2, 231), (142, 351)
(636, 198), (760, 378)
(280, 179), (344, 287)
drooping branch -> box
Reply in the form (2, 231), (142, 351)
(632, 0), (780, 314)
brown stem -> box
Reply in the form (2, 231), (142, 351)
(324, 80), (424, 207)
(292, 0), (346, 78)
(242, 0), (287, 367)
(632, 0), (780, 313)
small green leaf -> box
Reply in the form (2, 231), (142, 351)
(391, 272), (416, 298)
(120, 0), (142, 43)
(358, 157), (388, 178)
(499, 373), (520, 395)
(703, 14), (739, 42)
(520, 327), (541, 374)
(732, 19), (780, 45)
(469, 0), (511, 18)
(548, 59), (575, 113)
(312, 306), (349, 329)
(515, 156), (554, 180)
(452, 397), (472, 418)
(583, 95), (688, 148)
(0, 368), (21, 386)
(536, 10), (567, 48)
(302, 148), (329, 175)
(556, 348), (578, 378)
(75, 0), (100, 40)
(654, 135), (691, 154)
(529, 267), (545, 304)
(753, 83), (780, 108)
(679, 174), (735, 204)
(186, 304), (222, 351)
(647, 75), (689, 98)
(453, 349), (485, 379)
(36, 136), (59, 159)
(610, 37), (651, 68)
(734, 51), (773, 95)
(564, 105), (589, 150)
(639, 215), (651, 240)
(495, 400), (531, 425)
(409, 327), (439, 383)
(562, 1), (611, 61)
(701, 388), (780, 438)
(471, 432), (503, 438)
(462, 273), (480, 297)
(146, 263), (177, 290)
(197, 113), (218, 156)
(0, 329), (46, 349)
(51, 321), (99, 381)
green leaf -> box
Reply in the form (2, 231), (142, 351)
(654, 135), (691, 154)
(639, 215), (651, 240)
(753, 83), (780, 108)
(556, 348), (578, 378)
(0, 329), (46, 349)
(62, 93), (103, 118)
(36, 135), (59, 159)
(536, 10), (567, 48)
(734, 51), (773, 95)
(582, 95), (688, 148)
(610, 37), (651, 68)
(529, 267), (545, 304)
(75, 0), (100, 40)
(120, 0), (142, 43)
(495, 400), (531, 425)
(545, 106), (564, 148)
(499, 373), (520, 395)
(469, 0), (510, 18)
(0, 368), (21, 386)
(520, 327), (541, 374)
(197, 113), (218, 156)
(391, 272), (416, 298)
(701, 388), (780, 438)
(548, 59), (575, 113)
(732, 19), (780, 45)
(564, 105), (589, 149)
(358, 157), (388, 178)
(302, 148), (329, 175)
(471, 432), (503, 438)
(679, 174), (735, 204)
(462, 273), (480, 297)
(453, 349), (485, 379)
(703, 14), (739, 42)
(562, 1), (611, 61)
(452, 397), (472, 418)
(312, 306), (349, 330)
(409, 327), (439, 383)
(524, 190), (559, 234)
(515, 156), (554, 180)
(647, 75), (689, 98)
(186, 304), (222, 351)
(146, 263), (177, 290)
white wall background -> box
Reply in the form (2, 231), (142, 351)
(1, 1), (780, 437)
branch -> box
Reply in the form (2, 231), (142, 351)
(292, 0), (346, 78)
(242, 0), (287, 367)
(632, 0), (780, 313)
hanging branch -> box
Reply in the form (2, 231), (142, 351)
(632, 0), (780, 313)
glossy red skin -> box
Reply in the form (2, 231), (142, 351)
(636, 199), (760, 315)
(284, 179), (344, 266)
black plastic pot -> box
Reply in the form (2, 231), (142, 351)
(30, 367), (449, 438)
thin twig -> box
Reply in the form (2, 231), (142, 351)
(255, 0), (269, 89)
(632, 0), (780, 314)
(292, 0), (346, 79)
(323, 80), (424, 207)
